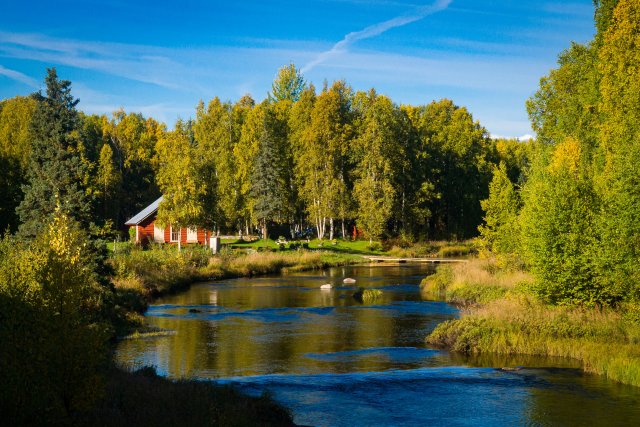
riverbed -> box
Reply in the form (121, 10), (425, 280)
(116, 264), (640, 426)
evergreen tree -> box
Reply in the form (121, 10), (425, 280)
(250, 106), (290, 239)
(17, 68), (93, 237)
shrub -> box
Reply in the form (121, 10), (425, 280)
(0, 213), (111, 423)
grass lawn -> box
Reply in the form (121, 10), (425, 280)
(225, 238), (385, 254)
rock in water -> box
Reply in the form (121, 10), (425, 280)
(320, 284), (332, 290)
(343, 278), (356, 284)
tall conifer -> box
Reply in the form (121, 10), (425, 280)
(17, 68), (93, 237)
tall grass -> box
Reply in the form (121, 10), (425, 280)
(420, 258), (532, 305)
(425, 259), (640, 387)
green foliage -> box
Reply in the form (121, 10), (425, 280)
(3, 67), (516, 249)
(250, 103), (293, 238)
(100, 110), (164, 227)
(427, 295), (640, 387)
(408, 99), (492, 238)
(353, 288), (383, 303)
(194, 98), (239, 230)
(520, 142), (606, 305)
(292, 81), (354, 239)
(0, 211), (111, 423)
(0, 96), (37, 231)
(95, 142), (122, 225)
(511, 0), (640, 306)
(594, 0), (640, 303)
(17, 68), (94, 237)
(155, 120), (210, 247)
(268, 63), (306, 103)
(478, 162), (521, 263)
(526, 42), (600, 148)
(353, 93), (399, 242)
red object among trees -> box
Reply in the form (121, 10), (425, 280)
(124, 197), (210, 245)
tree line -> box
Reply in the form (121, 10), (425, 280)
(479, 0), (640, 307)
(0, 66), (528, 243)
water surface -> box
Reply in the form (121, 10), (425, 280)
(116, 264), (640, 426)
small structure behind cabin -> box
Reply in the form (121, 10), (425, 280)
(125, 196), (210, 246)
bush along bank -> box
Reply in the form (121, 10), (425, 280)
(423, 259), (640, 387)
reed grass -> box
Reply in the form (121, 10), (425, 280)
(425, 258), (640, 387)
(420, 258), (532, 305)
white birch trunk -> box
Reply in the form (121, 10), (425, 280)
(329, 217), (334, 240)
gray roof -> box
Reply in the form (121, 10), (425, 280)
(125, 196), (163, 225)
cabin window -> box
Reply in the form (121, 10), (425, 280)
(170, 225), (180, 242)
(154, 224), (165, 242)
(187, 227), (198, 242)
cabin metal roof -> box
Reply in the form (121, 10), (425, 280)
(125, 196), (163, 225)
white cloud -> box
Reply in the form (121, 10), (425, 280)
(0, 64), (38, 87)
(301, 0), (452, 73)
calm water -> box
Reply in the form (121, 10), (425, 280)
(116, 264), (640, 426)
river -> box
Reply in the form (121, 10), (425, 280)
(116, 264), (640, 426)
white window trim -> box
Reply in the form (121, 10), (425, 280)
(170, 225), (180, 242)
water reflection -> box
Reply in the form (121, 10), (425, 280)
(116, 264), (640, 426)
(117, 264), (454, 377)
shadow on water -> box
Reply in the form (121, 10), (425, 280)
(116, 264), (640, 426)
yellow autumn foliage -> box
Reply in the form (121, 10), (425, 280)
(548, 137), (581, 176)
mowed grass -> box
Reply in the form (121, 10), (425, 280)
(424, 258), (640, 387)
(227, 238), (385, 254)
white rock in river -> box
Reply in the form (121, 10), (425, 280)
(343, 278), (356, 284)
(320, 284), (332, 290)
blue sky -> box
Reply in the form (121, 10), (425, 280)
(0, 0), (595, 138)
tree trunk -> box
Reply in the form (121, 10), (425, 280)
(262, 219), (268, 241)
(329, 217), (334, 240)
(342, 217), (346, 240)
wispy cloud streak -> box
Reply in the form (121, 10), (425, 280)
(301, 0), (452, 73)
(0, 64), (38, 87)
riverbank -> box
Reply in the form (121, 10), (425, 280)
(110, 245), (364, 326)
(109, 239), (475, 315)
(76, 365), (294, 426)
(424, 259), (640, 387)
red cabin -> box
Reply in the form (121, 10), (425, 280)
(125, 196), (210, 245)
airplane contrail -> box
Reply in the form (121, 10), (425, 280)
(301, 0), (453, 73)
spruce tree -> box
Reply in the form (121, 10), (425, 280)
(17, 68), (93, 237)
(250, 107), (289, 239)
